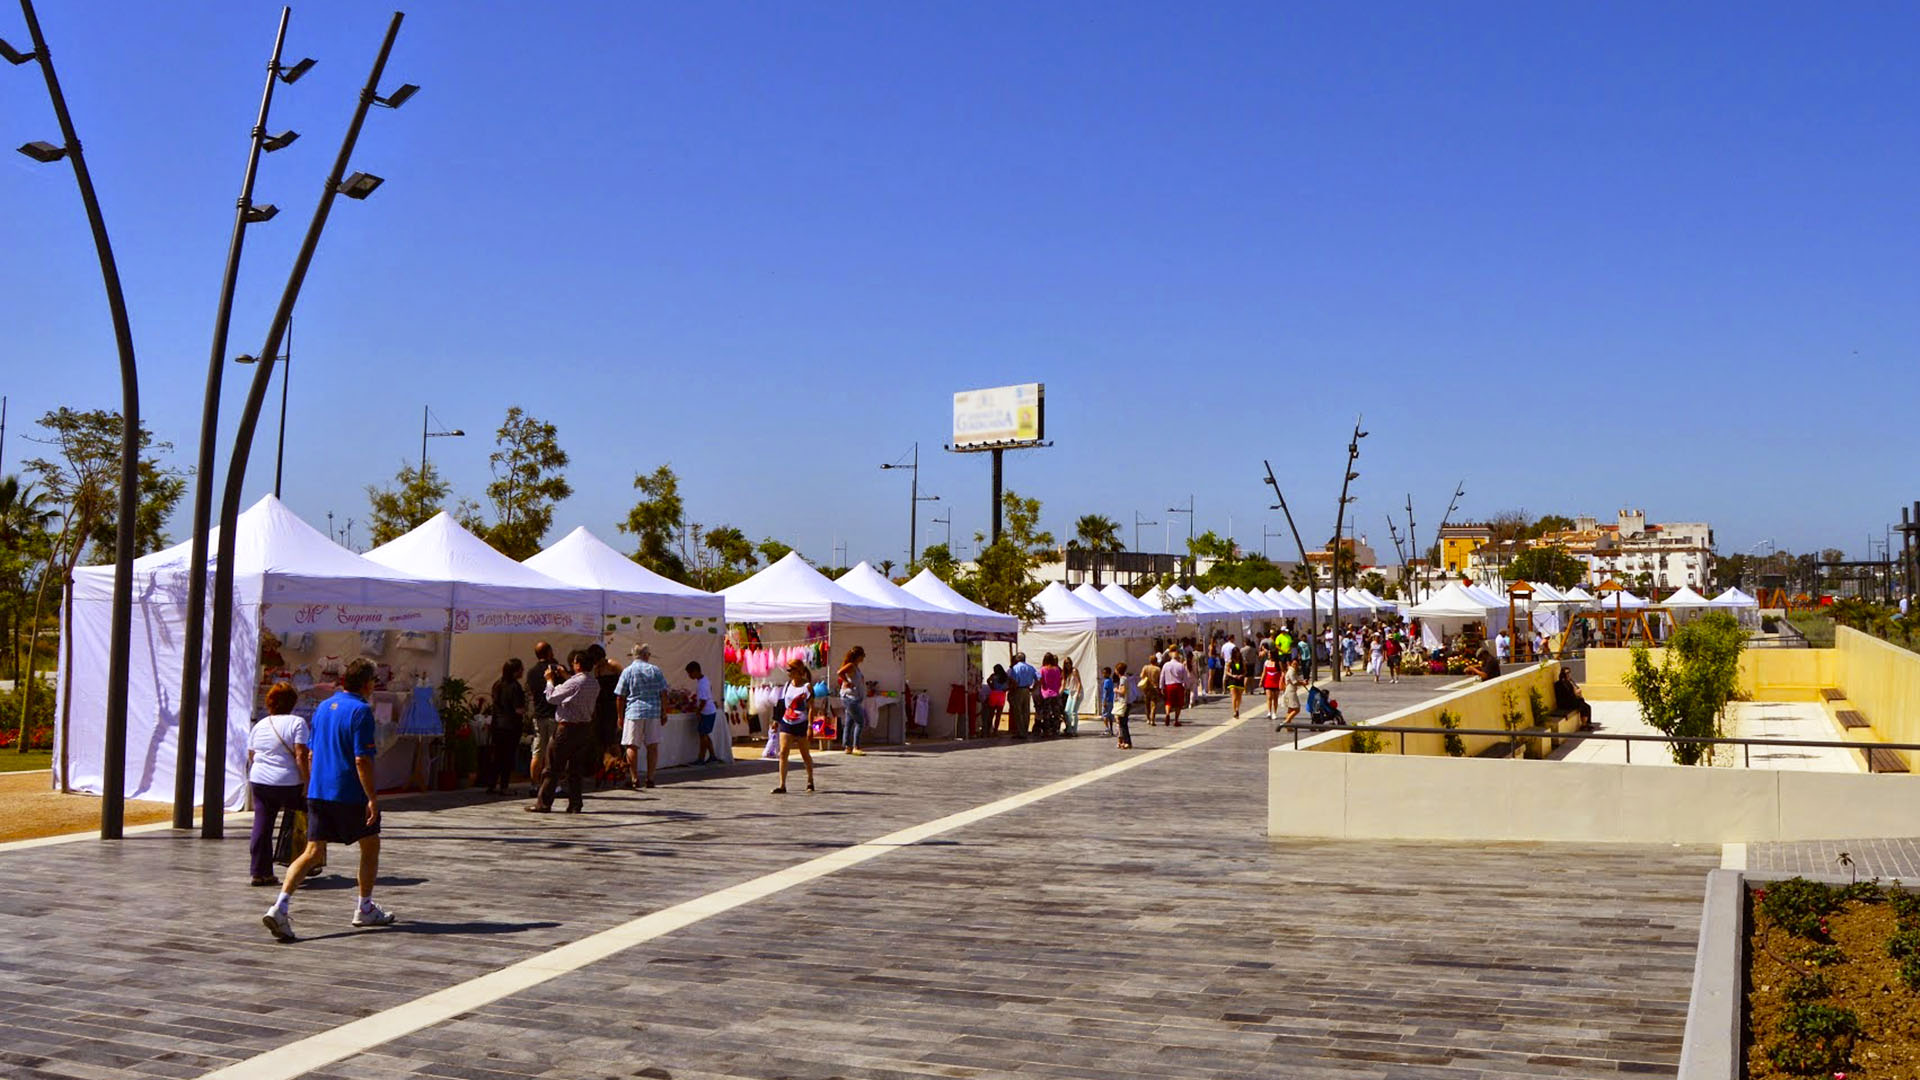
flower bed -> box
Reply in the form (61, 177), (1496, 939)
(1747, 877), (1920, 1077)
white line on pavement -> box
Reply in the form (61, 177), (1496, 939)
(198, 715), (1252, 1080)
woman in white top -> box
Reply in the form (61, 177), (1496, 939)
(773, 658), (816, 794)
(1367, 635), (1385, 682)
(246, 682), (311, 887)
(685, 661), (721, 766)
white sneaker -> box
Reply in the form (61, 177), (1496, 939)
(262, 906), (295, 942)
(351, 900), (396, 928)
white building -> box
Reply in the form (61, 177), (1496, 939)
(1579, 511), (1714, 591)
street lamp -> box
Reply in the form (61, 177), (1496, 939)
(1328, 417), (1368, 681)
(1167, 495), (1195, 582)
(880, 442), (940, 569)
(174, 7), (305, 829)
(233, 316), (295, 498)
(203, 12), (415, 838)
(931, 508), (952, 551)
(7, 3), (146, 837)
(1261, 461), (1318, 687)
(421, 405), (464, 485)
(1134, 511), (1156, 553)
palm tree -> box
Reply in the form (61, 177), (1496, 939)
(1072, 514), (1123, 552)
(0, 477), (55, 681)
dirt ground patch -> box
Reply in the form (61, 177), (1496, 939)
(0, 770), (173, 843)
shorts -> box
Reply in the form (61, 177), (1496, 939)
(307, 797), (379, 845)
(1142, 684), (1162, 702)
(530, 715), (557, 760)
(697, 712), (718, 736)
(1163, 684), (1187, 710)
(775, 718), (807, 738)
(622, 715), (662, 747)
(1226, 676), (1246, 689)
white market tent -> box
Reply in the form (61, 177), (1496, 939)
(1599, 589), (1649, 609)
(836, 562), (972, 739)
(1073, 583), (1151, 630)
(1711, 586), (1763, 629)
(57, 496), (455, 809)
(1664, 586), (1713, 608)
(987, 583), (1145, 709)
(523, 527), (730, 765)
(899, 569), (1021, 736)
(364, 513), (610, 790)
(721, 553), (910, 743)
(1563, 585), (1597, 605)
(1356, 587), (1398, 614)
(1463, 584), (1508, 611)
(1099, 583), (1179, 636)
(901, 570), (1020, 639)
(1406, 581), (1507, 649)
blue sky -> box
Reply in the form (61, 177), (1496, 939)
(3, 1), (1915, 568)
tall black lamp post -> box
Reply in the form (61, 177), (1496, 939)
(1167, 495), (1194, 582)
(202, 12), (416, 837)
(1261, 461), (1317, 686)
(420, 405), (464, 486)
(1327, 417), (1367, 682)
(172, 9), (308, 829)
(6, 2), (144, 838)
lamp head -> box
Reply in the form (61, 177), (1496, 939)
(17, 140), (66, 163)
(261, 130), (299, 152)
(243, 203), (279, 223)
(279, 57), (316, 83)
(1347, 471), (1361, 481)
(337, 172), (384, 200)
(235, 354), (259, 365)
(0, 37), (36, 64)
(448, 429), (465, 438)
(374, 83), (418, 109)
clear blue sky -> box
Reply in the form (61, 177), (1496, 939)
(4, 1), (1916, 568)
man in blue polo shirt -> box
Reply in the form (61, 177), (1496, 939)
(262, 658), (396, 942)
(1007, 653), (1038, 739)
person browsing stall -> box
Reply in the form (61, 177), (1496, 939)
(528, 650), (597, 813)
(615, 643), (667, 788)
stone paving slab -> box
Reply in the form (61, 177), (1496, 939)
(0, 690), (1720, 1080)
(1746, 836), (1920, 879)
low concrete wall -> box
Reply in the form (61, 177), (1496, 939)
(1583, 647), (1835, 703)
(1834, 626), (1920, 769)
(1268, 749), (1920, 843)
(1291, 662), (1567, 759)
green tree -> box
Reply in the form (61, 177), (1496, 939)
(1527, 514), (1576, 539)
(1187, 530), (1236, 562)
(475, 407), (572, 559)
(1488, 510), (1532, 543)
(1623, 611), (1748, 765)
(1503, 545), (1587, 590)
(1287, 562), (1316, 591)
(19, 408), (183, 750)
(366, 461), (452, 547)
(619, 464), (688, 581)
(1196, 553), (1290, 592)
(954, 490), (1052, 622)
(0, 477), (56, 681)
(918, 542), (958, 580)
(1070, 513), (1122, 552)
(757, 537), (795, 566)
(1358, 571), (1388, 596)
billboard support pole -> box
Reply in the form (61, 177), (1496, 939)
(991, 449), (1004, 545)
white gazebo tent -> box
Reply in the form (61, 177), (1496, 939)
(1099, 583), (1179, 639)
(720, 553), (906, 744)
(523, 527), (730, 765)
(901, 569), (1020, 736)
(1070, 584), (1161, 671)
(56, 496), (455, 809)
(1563, 585), (1597, 606)
(986, 582), (1139, 707)
(1711, 586), (1763, 629)
(364, 513), (605, 790)
(1661, 585), (1716, 628)
(836, 562), (972, 740)
(1406, 580), (1505, 650)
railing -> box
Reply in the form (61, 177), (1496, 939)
(1277, 722), (1920, 768)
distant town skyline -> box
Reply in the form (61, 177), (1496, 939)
(4, 1), (1915, 569)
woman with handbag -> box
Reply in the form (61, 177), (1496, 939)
(773, 658), (817, 794)
(246, 682), (311, 886)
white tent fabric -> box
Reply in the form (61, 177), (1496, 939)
(1598, 589), (1649, 609)
(1099, 584), (1178, 634)
(1463, 584), (1508, 611)
(836, 562), (969, 633)
(1522, 581), (1567, 602)
(1073, 584), (1155, 631)
(1712, 587), (1760, 608)
(1407, 582), (1494, 620)
(718, 552), (901, 625)
(1032, 582), (1112, 633)
(365, 513), (601, 632)
(523, 527), (723, 620)
(1564, 586), (1597, 604)
(1663, 586), (1713, 608)
(58, 496), (456, 809)
(900, 570), (1018, 639)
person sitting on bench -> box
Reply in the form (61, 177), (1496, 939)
(1554, 668), (1593, 728)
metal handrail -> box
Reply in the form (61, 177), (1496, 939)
(1276, 722), (1920, 767)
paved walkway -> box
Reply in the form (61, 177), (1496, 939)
(0, 689), (1723, 1079)
(1747, 837), (1920, 880)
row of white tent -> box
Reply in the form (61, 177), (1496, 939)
(57, 496), (1019, 810)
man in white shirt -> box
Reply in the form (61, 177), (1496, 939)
(1494, 630), (1510, 663)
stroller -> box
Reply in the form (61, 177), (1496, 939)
(1305, 685), (1346, 726)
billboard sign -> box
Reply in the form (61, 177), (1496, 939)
(952, 383), (1045, 448)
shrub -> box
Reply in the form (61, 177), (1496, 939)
(1761, 614), (1778, 633)
(1349, 728), (1383, 754)
(0, 685), (55, 750)
(1781, 972), (1832, 1004)
(1624, 611), (1747, 765)
(1526, 686), (1547, 725)
(1757, 877), (1844, 940)
(1887, 926), (1920, 961)
(1767, 1003), (1859, 1075)
(1437, 709), (1464, 758)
